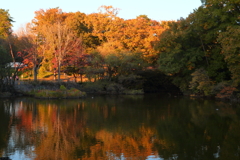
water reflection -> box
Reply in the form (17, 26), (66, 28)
(0, 95), (240, 160)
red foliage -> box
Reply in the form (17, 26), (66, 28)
(215, 86), (236, 99)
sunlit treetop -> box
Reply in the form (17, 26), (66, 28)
(0, 8), (13, 38)
(32, 8), (68, 28)
(137, 15), (151, 21)
(97, 5), (120, 19)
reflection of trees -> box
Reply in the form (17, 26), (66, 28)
(154, 98), (240, 160)
(3, 99), (37, 159)
(0, 100), (11, 157)
(35, 108), (81, 159)
(27, 103), (87, 160)
(3, 99), (88, 159)
(2, 95), (240, 160)
(0, 99), (36, 158)
(31, 98), (160, 160)
(86, 126), (157, 160)
(220, 120), (240, 160)
(7, 97), (162, 159)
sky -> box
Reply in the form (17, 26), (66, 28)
(2, 0), (202, 32)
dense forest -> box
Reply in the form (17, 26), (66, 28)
(0, 0), (240, 99)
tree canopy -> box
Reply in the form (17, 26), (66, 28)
(2, 1), (240, 97)
(0, 9), (13, 38)
(157, 0), (240, 96)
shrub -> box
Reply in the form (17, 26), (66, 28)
(189, 68), (213, 96)
(28, 88), (86, 99)
(106, 83), (124, 93)
(60, 85), (67, 90)
(67, 88), (86, 98)
(118, 74), (143, 90)
(123, 89), (144, 95)
(81, 81), (108, 93)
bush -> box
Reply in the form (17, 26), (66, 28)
(123, 89), (144, 95)
(106, 83), (124, 93)
(81, 81), (106, 93)
(28, 88), (86, 99)
(60, 85), (67, 90)
(189, 68), (213, 96)
(118, 74), (143, 90)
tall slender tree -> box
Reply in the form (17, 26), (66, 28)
(16, 23), (44, 81)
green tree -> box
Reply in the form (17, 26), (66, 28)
(0, 42), (13, 91)
(191, 0), (232, 83)
(189, 68), (213, 95)
(0, 9), (15, 92)
(157, 18), (205, 92)
(218, 27), (240, 84)
(157, 0), (236, 94)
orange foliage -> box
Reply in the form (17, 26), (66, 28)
(17, 108), (33, 131)
(215, 86), (236, 99)
(32, 8), (68, 27)
(12, 101), (160, 160)
(85, 10), (165, 63)
(92, 126), (157, 159)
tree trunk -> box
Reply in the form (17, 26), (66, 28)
(33, 64), (38, 81)
(58, 61), (61, 82)
(80, 74), (83, 83)
(108, 67), (112, 81)
(73, 73), (77, 82)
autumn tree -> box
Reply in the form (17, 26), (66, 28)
(87, 8), (164, 65)
(61, 38), (89, 83)
(96, 41), (146, 81)
(44, 22), (82, 81)
(84, 6), (165, 82)
(64, 11), (99, 53)
(119, 16), (164, 64)
(16, 23), (43, 81)
(87, 6), (121, 42)
(31, 8), (67, 78)
(31, 8), (83, 81)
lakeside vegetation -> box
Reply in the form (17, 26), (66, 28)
(0, 0), (240, 100)
(26, 84), (86, 99)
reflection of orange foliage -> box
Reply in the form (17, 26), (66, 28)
(218, 107), (236, 117)
(17, 109), (32, 131)
(13, 101), (160, 160)
(33, 105), (87, 160)
(87, 126), (157, 159)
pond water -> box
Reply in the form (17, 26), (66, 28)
(0, 94), (240, 160)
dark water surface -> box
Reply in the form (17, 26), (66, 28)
(0, 94), (240, 160)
